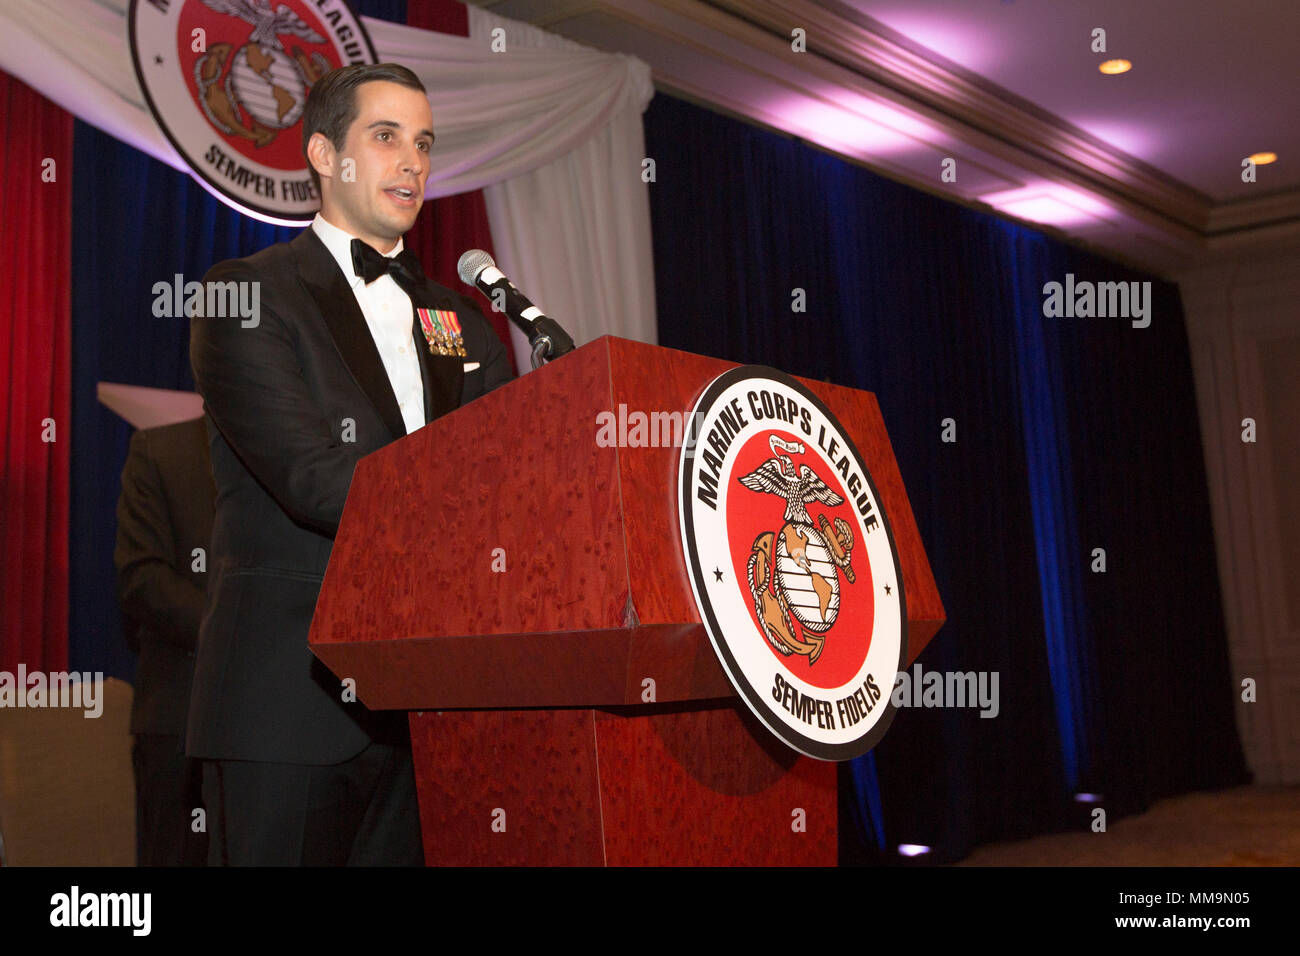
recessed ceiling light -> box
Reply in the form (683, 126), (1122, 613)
(1247, 151), (1278, 165)
(1098, 59), (1132, 75)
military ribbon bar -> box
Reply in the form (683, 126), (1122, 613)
(416, 307), (468, 357)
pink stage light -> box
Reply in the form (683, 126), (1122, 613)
(1072, 120), (1158, 159)
(897, 843), (932, 857)
(762, 93), (919, 157)
(858, 6), (1002, 73)
(979, 183), (1116, 229)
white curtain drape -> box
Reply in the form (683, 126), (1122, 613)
(0, 0), (658, 358)
(467, 7), (658, 365)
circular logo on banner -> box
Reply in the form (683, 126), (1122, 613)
(678, 367), (907, 761)
(129, 0), (377, 223)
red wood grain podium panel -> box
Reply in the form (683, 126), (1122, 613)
(309, 336), (943, 865)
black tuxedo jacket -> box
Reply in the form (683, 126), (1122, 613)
(115, 416), (215, 736)
(188, 227), (512, 764)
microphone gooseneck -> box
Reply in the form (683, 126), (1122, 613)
(456, 249), (575, 369)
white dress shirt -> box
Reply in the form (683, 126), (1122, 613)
(311, 213), (426, 436)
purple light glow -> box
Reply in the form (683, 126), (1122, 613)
(828, 91), (941, 142)
(1073, 119), (1158, 158)
(897, 843), (932, 857)
(854, 5), (1008, 73)
(979, 183), (1116, 229)
(1074, 792), (1104, 803)
(761, 93), (919, 157)
(996, 196), (1092, 226)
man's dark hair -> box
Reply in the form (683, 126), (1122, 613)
(302, 63), (428, 193)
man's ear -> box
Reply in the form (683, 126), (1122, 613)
(306, 132), (335, 185)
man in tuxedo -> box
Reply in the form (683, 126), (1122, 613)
(188, 63), (513, 865)
(115, 416), (214, 867)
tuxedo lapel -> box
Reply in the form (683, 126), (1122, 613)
(292, 229), (408, 441)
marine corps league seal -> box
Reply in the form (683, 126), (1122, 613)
(130, 0), (378, 223)
(678, 367), (907, 761)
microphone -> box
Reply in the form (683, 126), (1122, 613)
(456, 249), (575, 368)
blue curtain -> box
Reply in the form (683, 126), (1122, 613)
(645, 93), (1249, 862)
(69, 0), (405, 680)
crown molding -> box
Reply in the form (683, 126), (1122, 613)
(1205, 188), (1300, 236)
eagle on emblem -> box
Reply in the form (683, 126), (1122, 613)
(193, 0), (332, 147)
(737, 452), (844, 525)
(739, 436), (856, 664)
(201, 0), (325, 48)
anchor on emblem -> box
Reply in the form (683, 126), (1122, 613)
(739, 436), (856, 665)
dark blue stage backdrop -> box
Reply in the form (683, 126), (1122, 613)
(644, 93), (1249, 863)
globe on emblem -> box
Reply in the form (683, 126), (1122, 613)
(228, 43), (308, 131)
(773, 523), (841, 634)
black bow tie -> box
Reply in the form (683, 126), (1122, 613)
(350, 238), (425, 295)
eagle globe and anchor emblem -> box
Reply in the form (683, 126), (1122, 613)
(193, 0), (333, 148)
(678, 366), (907, 761)
(131, 0), (376, 219)
(740, 435), (857, 666)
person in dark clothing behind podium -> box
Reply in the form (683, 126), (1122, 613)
(115, 415), (214, 867)
(187, 63), (512, 865)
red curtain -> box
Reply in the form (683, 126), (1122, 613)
(405, 0), (517, 372)
(0, 71), (72, 672)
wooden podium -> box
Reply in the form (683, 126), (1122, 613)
(309, 336), (943, 865)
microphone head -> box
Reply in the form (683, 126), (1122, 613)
(457, 249), (496, 286)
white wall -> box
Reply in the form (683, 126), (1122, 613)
(1179, 239), (1300, 785)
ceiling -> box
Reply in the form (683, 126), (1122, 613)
(844, 0), (1299, 204)
(471, 0), (1300, 275)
